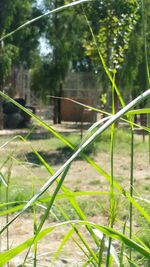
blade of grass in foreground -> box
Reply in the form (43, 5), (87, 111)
(1, 89), (150, 235)
(0, 191), (111, 217)
(129, 126), (134, 262)
(127, 108), (150, 115)
(49, 96), (150, 133)
(50, 228), (74, 266)
(56, 205), (99, 266)
(148, 113), (150, 164)
(93, 228), (119, 267)
(106, 71), (116, 267)
(0, 172), (8, 188)
(119, 218), (127, 267)
(0, 220), (149, 266)
(71, 236), (97, 267)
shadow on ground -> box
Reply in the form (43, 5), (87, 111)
(26, 147), (74, 166)
(25, 145), (95, 166)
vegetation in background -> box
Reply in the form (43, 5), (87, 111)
(0, 0), (44, 92)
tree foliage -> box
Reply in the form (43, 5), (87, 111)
(0, 0), (44, 90)
(120, 0), (150, 100)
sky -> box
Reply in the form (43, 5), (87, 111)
(36, 0), (52, 56)
(39, 37), (52, 56)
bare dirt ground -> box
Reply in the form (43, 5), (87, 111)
(0, 123), (150, 266)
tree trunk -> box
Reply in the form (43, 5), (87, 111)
(53, 98), (58, 124)
(53, 82), (62, 124)
(57, 82), (62, 124)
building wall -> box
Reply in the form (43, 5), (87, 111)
(61, 98), (96, 122)
(61, 72), (98, 122)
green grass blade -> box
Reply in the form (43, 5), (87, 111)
(32, 148), (54, 176)
(77, 221), (150, 259)
(56, 205), (99, 264)
(0, 204), (25, 216)
(0, 172), (8, 187)
(107, 75), (116, 267)
(0, 225), (56, 266)
(51, 228), (74, 266)
(72, 236), (97, 267)
(129, 129), (134, 262)
(148, 114), (150, 164)
(127, 108), (150, 115)
(119, 218), (127, 267)
(93, 228), (119, 266)
(33, 207), (38, 267)
(0, 92), (74, 150)
(49, 96), (150, 134)
(38, 191), (111, 204)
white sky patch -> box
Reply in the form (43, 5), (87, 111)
(36, 0), (44, 8)
(39, 36), (52, 56)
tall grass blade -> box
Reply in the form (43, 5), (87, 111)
(71, 237), (97, 267)
(119, 219), (127, 267)
(0, 92), (74, 150)
(33, 207), (38, 267)
(57, 205), (99, 265)
(148, 114), (150, 164)
(106, 73), (116, 267)
(127, 108), (150, 115)
(51, 228), (74, 266)
(0, 172), (8, 188)
(5, 159), (12, 267)
(0, 204), (26, 217)
(129, 128), (134, 261)
(49, 96), (150, 133)
(93, 228), (119, 267)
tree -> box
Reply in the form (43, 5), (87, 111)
(0, 0), (46, 128)
(0, 0), (44, 91)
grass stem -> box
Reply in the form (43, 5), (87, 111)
(129, 129), (134, 262)
(106, 71), (116, 267)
